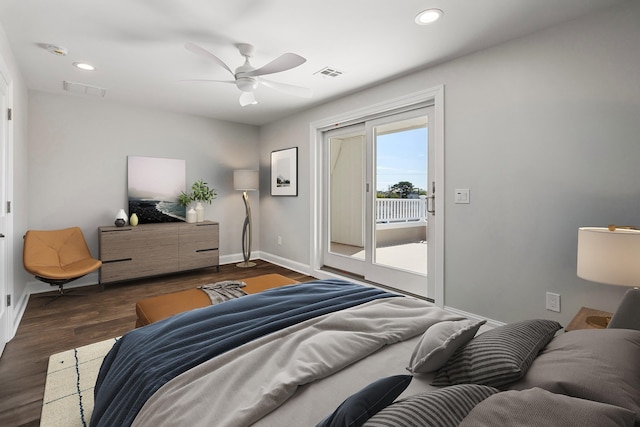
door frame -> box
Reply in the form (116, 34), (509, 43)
(309, 85), (445, 306)
(0, 61), (13, 357)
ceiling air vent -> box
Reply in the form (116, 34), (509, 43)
(314, 67), (343, 78)
(63, 81), (107, 98)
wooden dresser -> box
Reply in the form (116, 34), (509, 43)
(98, 221), (219, 288)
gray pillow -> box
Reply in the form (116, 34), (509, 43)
(364, 384), (498, 427)
(608, 287), (640, 331)
(407, 319), (486, 373)
(507, 328), (640, 423)
(432, 319), (561, 388)
(459, 387), (636, 427)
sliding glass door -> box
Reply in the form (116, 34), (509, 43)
(323, 107), (435, 297)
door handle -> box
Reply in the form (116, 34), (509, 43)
(426, 195), (435, 215)
(0, 233), (5, 238)
(426, 181), (436, 215)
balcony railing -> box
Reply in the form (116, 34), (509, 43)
(376, 197), (427, 224)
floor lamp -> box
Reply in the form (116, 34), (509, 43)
(234, 170), (259, 268)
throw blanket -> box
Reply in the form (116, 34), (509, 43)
(90, 280), (393, 427)
(132, 297), (461, 427)
(198, 280), (247, 304)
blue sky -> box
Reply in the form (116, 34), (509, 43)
(376, 127), (427, 192)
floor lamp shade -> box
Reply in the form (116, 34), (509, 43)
(234, 170), (259, 191)
(577, 227), (640, 287)
(234, 170), (259, 268)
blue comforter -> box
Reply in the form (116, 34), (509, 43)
(90, 279), (394, 427)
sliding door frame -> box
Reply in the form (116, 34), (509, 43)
(309, 85), (445, 306)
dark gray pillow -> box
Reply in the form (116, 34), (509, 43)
(507, 328), (640, 423)
(459, 387), (636, 427)
(432, 319), (561, 388)
(316, 375), (412, 427)
(363, 384), (498, 427)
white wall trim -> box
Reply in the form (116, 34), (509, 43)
(258, 251), (312, 276)
(308, 85), (446, 306)
(444, 305), (506, 330)
(10, 287), (28, 337)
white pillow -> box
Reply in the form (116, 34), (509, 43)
(407, 319), (486, 373)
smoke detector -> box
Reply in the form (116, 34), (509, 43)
(46, 45), (68, 56)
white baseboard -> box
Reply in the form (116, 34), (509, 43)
(444, 305), (505, 330)
(257, 252), (312, 276)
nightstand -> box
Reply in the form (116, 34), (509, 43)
(565, 307), (613, 332)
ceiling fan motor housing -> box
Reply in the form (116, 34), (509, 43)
(235, 76), (258, 92)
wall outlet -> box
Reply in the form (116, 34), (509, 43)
(546, 292), (561, 312)
(277, 236), (282, 245)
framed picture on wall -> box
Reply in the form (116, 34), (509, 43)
(127, 156), (186, 223)
(270, 147), (298, 196)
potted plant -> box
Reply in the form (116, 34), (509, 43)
(177, 191), (196, 223)
(180, 180), (217, 223)
(191, 179), (217, 205)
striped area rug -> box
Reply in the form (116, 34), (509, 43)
(41, 337), (119, 427)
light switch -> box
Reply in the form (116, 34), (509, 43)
(455, 189), (470, 204)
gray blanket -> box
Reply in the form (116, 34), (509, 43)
(198, 280), (247, 304)
(132, 297), (461, 427)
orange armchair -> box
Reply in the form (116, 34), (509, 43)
(23, 227), (102, 304)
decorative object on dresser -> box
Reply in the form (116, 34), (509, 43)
(114, 209), (127, 227)
(178, 179), (217, 223)
(190, 179), (217, 222)
(98, 221), (219, 289)
(23, 227), (102, 304)
(577, 225), (640, 328)
(234, 169), (259, 268)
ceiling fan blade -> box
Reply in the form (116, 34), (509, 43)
(245, 53), (306, 77)
(239, 91), (257, 107)
(177, 79), (235, 84)
(184, 42), (234, 76)
(259, 78), (313, 98)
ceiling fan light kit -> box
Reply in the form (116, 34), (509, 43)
(184, 42), (312, 107)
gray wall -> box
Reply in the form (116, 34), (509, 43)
(28, 91), (260, 278)
(260, 1), (640, 325)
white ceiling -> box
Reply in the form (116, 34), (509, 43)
(0, 0), (627, 126)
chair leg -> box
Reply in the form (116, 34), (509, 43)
(38, 283), (85, 307)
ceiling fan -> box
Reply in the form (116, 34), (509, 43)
(184, 42), (313, 107)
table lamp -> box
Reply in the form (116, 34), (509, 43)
(234, 170), (259, 268)
(577, 226), (640, 328)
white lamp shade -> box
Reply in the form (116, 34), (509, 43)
(234, 170), (259, 191)
(577, 227), (640, 287)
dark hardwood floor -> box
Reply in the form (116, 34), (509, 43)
(0, 261), (316, 426)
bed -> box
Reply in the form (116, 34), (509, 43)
(90, 279), (640, 427)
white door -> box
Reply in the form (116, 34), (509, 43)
(0, 69), (9, 357)
(323, 106), (436, 298)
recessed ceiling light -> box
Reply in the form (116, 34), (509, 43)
(73, 62), (95, 71)
(415, 8), (443, 25)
